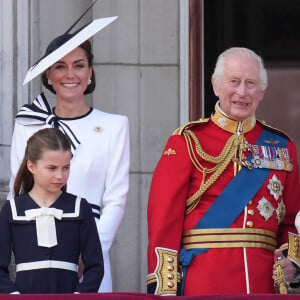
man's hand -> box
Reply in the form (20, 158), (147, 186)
(273, 249), (296, 287)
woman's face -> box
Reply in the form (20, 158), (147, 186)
(46, 47), (92, 101)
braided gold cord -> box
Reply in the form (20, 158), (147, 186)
(185, 130), (241, 164)
(274, 261), (288, 294)
(184, 133), (216, 173)
(183, 131), (245, 214)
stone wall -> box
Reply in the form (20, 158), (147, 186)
(0, 184), (8, 207)
(0, 0), (183, 292)
(0, 184), (15, 280)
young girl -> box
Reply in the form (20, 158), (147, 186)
(0, 128), (103, 294)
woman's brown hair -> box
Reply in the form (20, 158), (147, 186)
(14, 128), (71, 196)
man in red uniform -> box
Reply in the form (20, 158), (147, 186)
(147, 47), (300, 295)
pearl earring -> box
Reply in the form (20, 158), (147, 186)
(88, 78), (92, 85)
(48, 79), (52, 85)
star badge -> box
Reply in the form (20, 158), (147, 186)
(257, 197), (274, 221)
(267, 174), (283, 201)
(217, 117), (227, 128)
(276, 200), (286, 225)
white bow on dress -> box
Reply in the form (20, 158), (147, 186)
(25, 207), (63, 248)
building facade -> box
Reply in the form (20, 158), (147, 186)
(0, 0), (188, 292)
(1, 0), (300, 293)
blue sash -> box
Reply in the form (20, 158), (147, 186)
(179, 127), (289, 294)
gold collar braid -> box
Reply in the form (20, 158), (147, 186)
(211, 102), (256, 134)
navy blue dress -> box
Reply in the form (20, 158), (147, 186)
(0, 192), (103, 294)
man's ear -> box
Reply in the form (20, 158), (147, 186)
(258, 85), (267, 103)
(211, 76), (219, 97)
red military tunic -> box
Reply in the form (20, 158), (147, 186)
(147, 104), (300, 295)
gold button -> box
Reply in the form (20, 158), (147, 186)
(246, 221), (253, 228)
(167, 281), (174, 288)
(248, 209), (254, 216)
(167, 273), (174, 279)
(167, 265), (174, 271)
(167, 256), (174, 263)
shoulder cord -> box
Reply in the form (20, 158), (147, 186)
(183, 130), (244, 214)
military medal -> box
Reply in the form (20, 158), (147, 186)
(250, 144), (292, 171)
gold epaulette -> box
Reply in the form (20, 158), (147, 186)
(257, 120), (293, 141)
(172, 118), (209, 136)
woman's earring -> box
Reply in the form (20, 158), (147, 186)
(88, 78), (92, 85)
(48, 79), (52, 85)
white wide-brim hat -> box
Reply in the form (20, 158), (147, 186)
(23, 16), (117, 85)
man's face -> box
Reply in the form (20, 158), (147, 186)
(212, 54), (266, 122)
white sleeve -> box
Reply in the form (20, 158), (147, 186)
(97, 116), (130, 253)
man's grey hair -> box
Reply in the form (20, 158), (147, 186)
(212, 47), (268, 91)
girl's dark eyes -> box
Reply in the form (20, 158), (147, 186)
(47, 166), (70, 170)
(47, 166), (56, 170)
